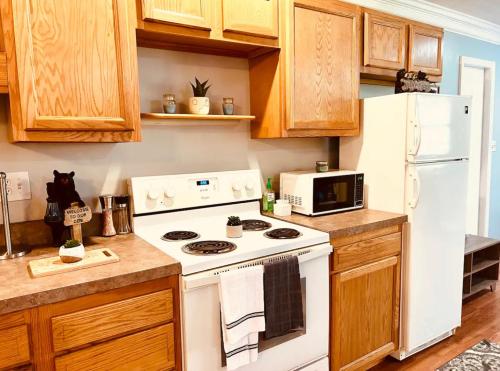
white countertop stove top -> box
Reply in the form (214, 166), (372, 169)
(129, 170), (330, 275)
(133, 201), (329, 275)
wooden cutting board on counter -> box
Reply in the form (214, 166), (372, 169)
(29, 248), (119, 278)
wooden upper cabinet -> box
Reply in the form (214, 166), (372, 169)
(136, 0), (279, 53)
(0, 0), (141, 142)
(222, 0), (278, 39)
(360, 10), (442, 81)
(141, 0), (212, 30)
(363, 11), (407, 70)
(249, 0), (360, 138)
(289, 1), (360, 134)
(408, 24), (443, 76)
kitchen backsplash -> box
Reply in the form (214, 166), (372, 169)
(0, 48), (329, 223)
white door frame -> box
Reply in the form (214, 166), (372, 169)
(459, 56), (496, 236)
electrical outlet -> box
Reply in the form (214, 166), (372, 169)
(491, 140), (497, 152)
(5, 172), (31, 201)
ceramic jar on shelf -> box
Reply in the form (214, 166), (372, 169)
(162, 93), (177, 114)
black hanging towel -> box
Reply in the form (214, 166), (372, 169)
(263, 256), (304, 339)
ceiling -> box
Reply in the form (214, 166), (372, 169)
(425, 0), (500, 25)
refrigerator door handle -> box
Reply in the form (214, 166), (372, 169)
(413, 122), (422, 156)
(409, 171), (421, 208)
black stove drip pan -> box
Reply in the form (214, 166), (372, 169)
(242, 219), (272, 231)
(182, 240), (237, 255)
(162, 231), (200, 241)
(264, 228), (302, 239)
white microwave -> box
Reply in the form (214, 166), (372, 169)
(280, 170), (364, 216)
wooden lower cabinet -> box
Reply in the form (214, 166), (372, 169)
(0, 311), (31, 370)
(55, 324), (175, 371)
(0, 276), (181, 371)
(330, 225), (403, 371)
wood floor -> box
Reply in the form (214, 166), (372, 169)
(371, 288), (500, 370)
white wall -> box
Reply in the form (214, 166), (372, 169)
(1, 48), (329, 223)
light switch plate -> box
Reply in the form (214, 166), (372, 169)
(5, 172), (31, 201)
(491, 140), (497, 152)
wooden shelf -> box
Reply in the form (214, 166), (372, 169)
(141, 113), (256, 121)
(463, 278), (497, 300)
(464, 259), (500, 277)
(462, 234), (499, 301)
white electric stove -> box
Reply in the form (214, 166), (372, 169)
(129, 170), (332, 371)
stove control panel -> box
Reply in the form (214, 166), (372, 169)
(129, 169), (262, 215)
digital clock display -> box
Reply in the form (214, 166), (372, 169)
(196, 180), (210, 186)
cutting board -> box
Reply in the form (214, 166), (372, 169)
(29, 248), (119, 278)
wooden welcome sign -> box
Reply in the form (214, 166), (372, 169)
(64, 203), (92, 243)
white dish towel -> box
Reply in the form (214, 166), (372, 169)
(219, 265), (265, 370)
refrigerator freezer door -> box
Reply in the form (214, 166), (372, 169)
(403, 160), (468, 353)
(407, 94), (471, 163)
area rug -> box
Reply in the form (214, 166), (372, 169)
(437, 339), (500, 371)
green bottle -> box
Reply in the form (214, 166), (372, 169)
(262, 177), (275, 212)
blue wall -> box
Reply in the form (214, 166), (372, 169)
(360, 31), (500, 238)
(440, 32), (500, 238)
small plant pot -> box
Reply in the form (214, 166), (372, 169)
(226, 225), (243, 238)
(59, 243), (85, 263)
(189, 97), (210, 115)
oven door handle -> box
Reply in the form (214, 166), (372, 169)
(182, 243), (332, 291)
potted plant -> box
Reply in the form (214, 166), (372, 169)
(59, 239), (85, 263)
(226, 216), (243, 238)
(189, 77), (211, 115)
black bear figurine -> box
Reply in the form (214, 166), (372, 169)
(44, 171), (85, 246)
(52, 170), (85, 212)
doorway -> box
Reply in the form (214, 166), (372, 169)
(459, 56), (496, 236)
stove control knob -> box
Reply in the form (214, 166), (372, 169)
(232, 182), (242, 192)
(147, 188), (160, 200)
(164, 188), (176, 199)
(245, 182), (254, 191)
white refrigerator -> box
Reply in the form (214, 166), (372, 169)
(340, 93), (471, 359)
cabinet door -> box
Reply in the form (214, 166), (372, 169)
(363, 12), (406, 70)
(290, 1), (360, 133)
(331, 256), (400, 371)
(1, 0), (141, 142)
(222, 0), (278, 39)
(142, 0), (212, 30)
(408, 24), (443, 76)
(55, 324), (175, 371)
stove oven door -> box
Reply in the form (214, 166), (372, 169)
(180, 243), (331, 371)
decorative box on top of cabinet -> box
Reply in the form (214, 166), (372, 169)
(136, 0), (279, 56)
(249, 0), (361, 138)
(0, 0), (141, 142)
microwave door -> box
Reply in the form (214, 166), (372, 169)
(313, 176), (355, 214)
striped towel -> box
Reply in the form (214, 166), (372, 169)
(219, 266), (265, 370)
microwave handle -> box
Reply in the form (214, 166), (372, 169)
(409, 171), (421, 208)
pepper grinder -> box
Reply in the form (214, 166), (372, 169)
(0, 172), (31, 259)
(113, 195), (131, 235)
(99, 195), (116, 237)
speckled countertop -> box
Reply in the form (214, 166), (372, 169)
(264, 209), (407, 239)
(0, 234), (180, 315)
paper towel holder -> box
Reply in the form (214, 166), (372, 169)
(0, 172), (31, 259)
